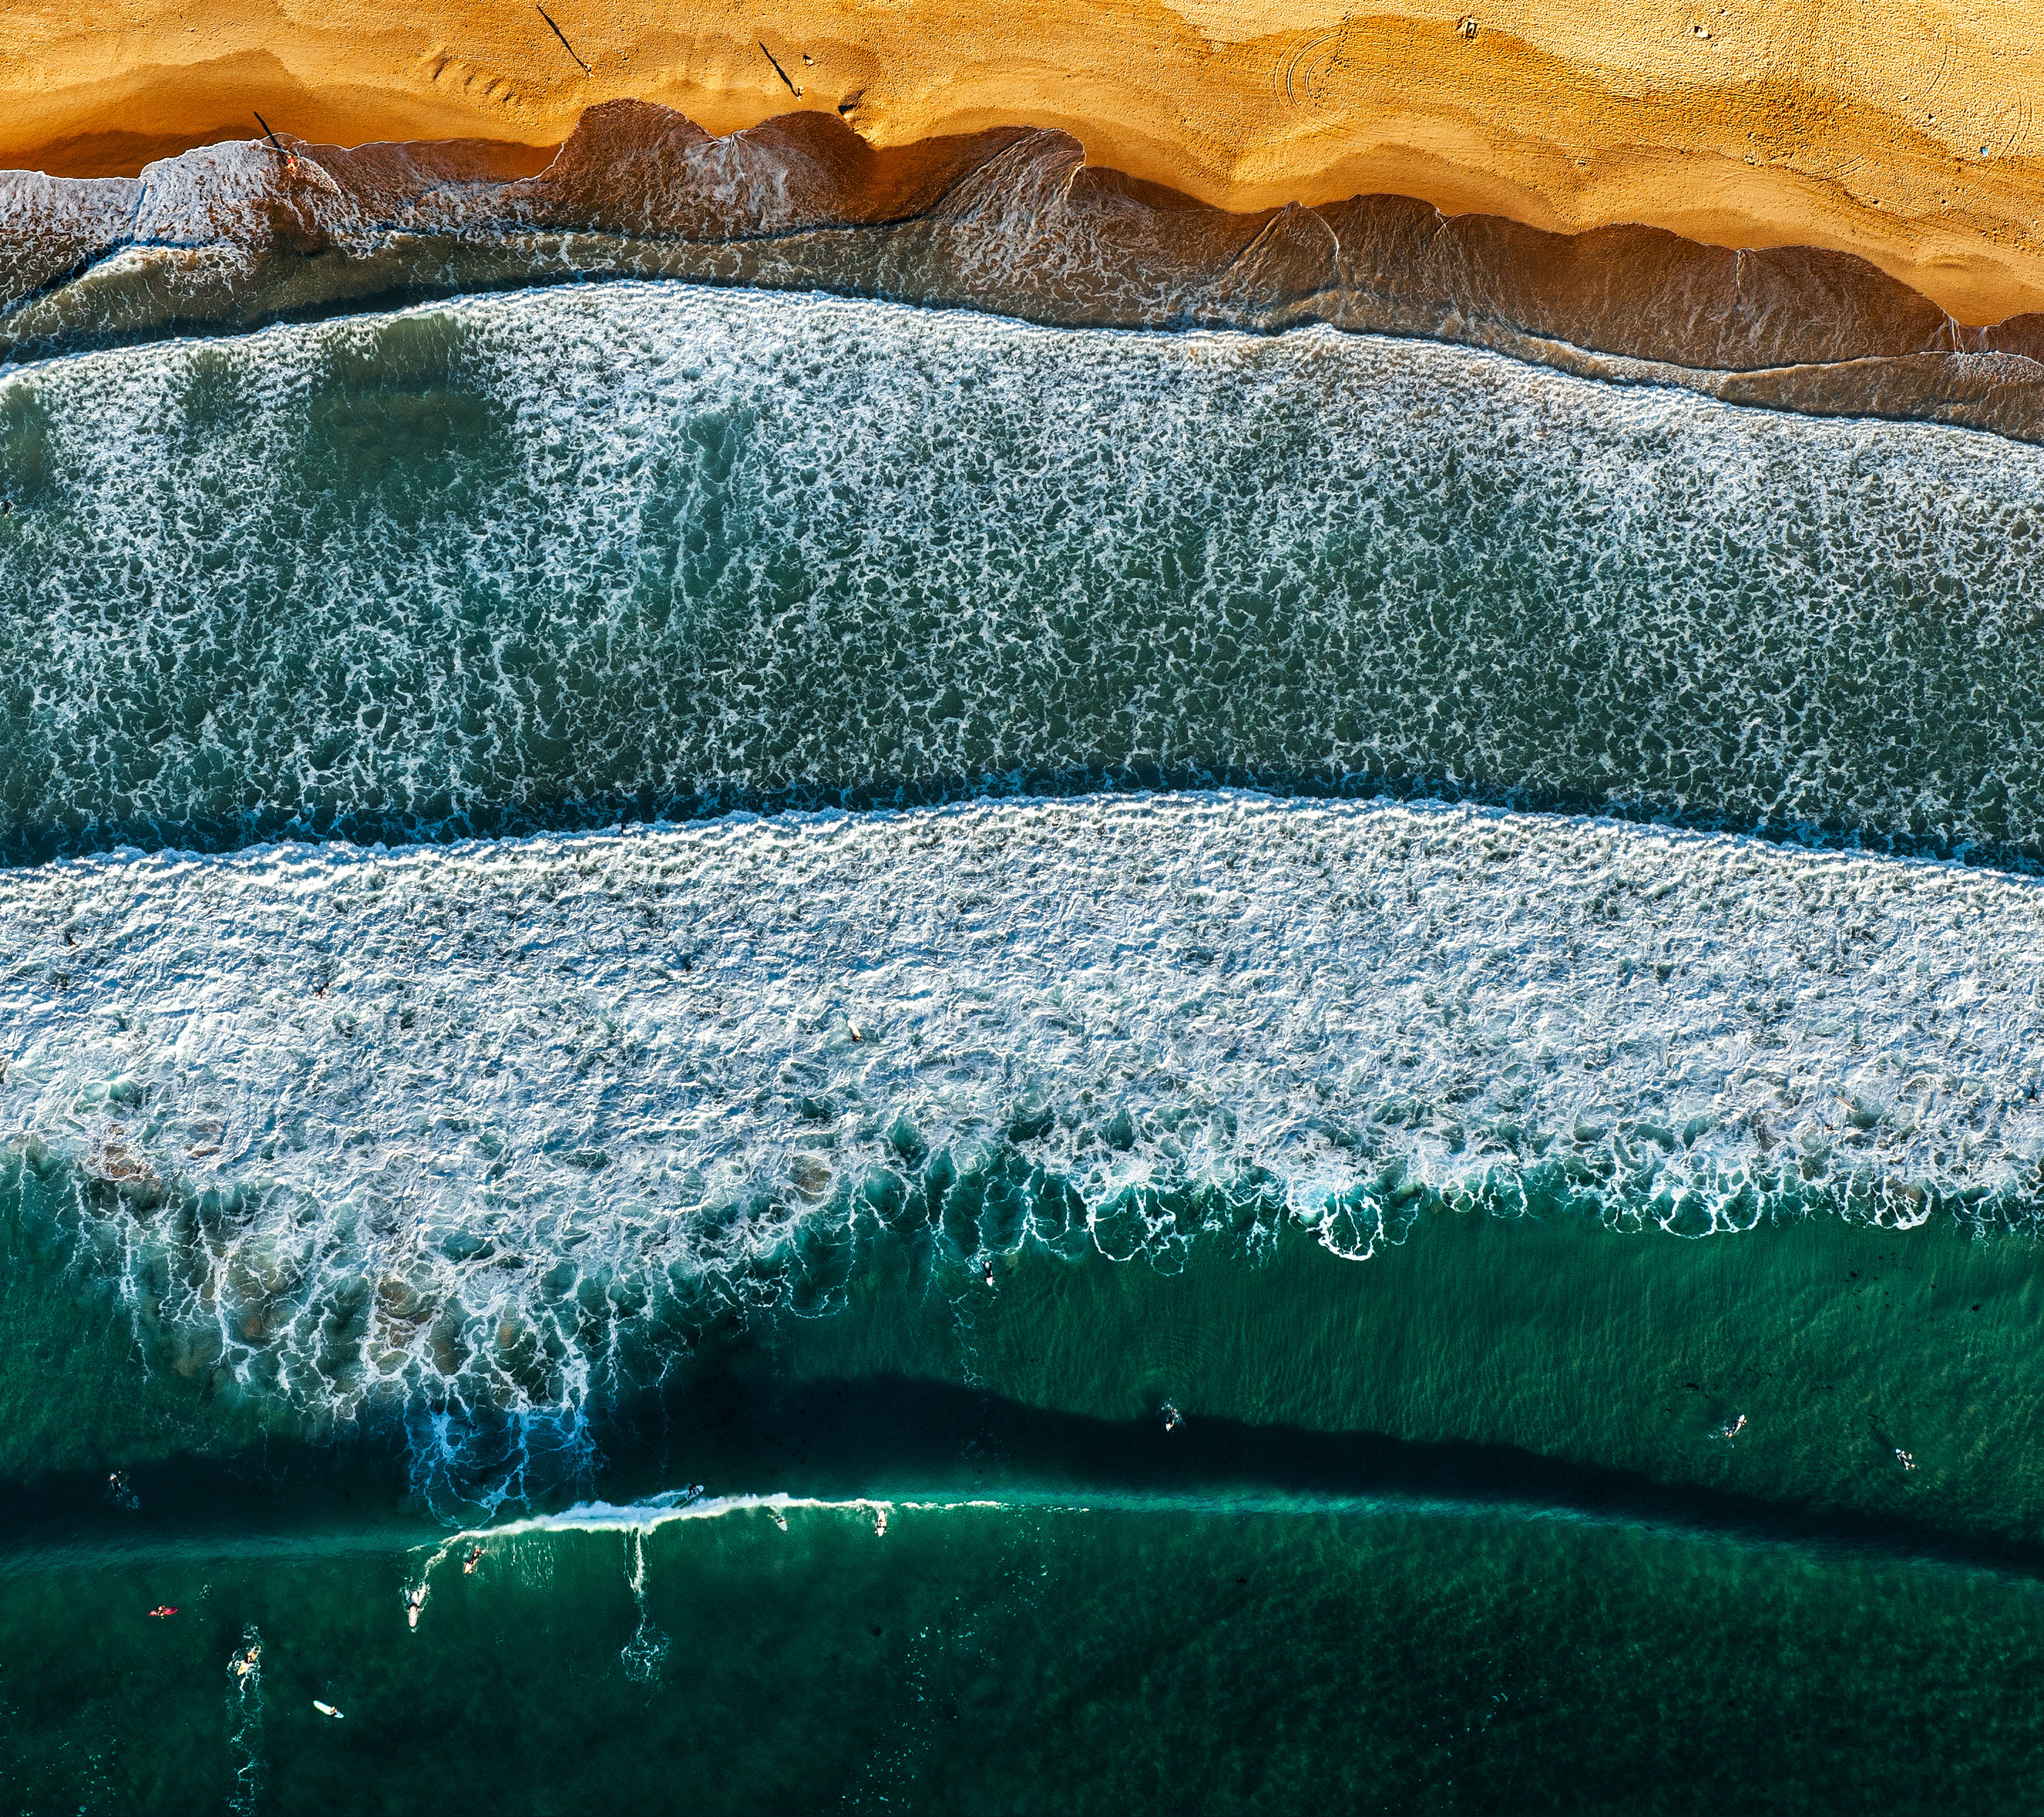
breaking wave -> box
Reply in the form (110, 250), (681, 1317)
(6, 793), (2043, 1461)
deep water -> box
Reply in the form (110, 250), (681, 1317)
(7, 284), (2044, 1816)
(10, 1210), (2044, 1813)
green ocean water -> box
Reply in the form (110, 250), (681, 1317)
(11, 1498), (2044, 1817)
(8, 281), (2044, 1813)
(9, 1200), (2044, 1811)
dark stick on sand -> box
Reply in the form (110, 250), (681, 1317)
(252, 111), (291, 159)
(537, 5), (593, 75)
(759, 41), (803, 98)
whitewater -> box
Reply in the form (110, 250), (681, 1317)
(4, 283), (2043, 866)
(12, 247), (2044, 1815)
(4, 791), (2041, 1432)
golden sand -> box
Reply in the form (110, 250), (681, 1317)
(6, 0), (2044, 324)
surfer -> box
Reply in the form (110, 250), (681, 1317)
(983, 1259), (995, 1288)
(314, 1700), (345, 1719)
(462, 1546), (483, 1574)
(148, 1605), (178, 1619)
(873, 1506), (889, 1537)
(232, 1642), (261, 1679)
(405, 1582), (427, 1629)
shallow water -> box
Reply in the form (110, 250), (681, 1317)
(7, 284), (2044, 1813)
(4, 287), (2044, 866)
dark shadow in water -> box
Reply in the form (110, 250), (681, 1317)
(617, 1370), (2044, 1579)
(5, 1371), (2043, 1588)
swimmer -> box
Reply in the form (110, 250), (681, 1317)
(232, 1643), (261, 1679)
(462, 1546), (483, 1575)
(1896, 1447), (1917, 1471)
(147, 1606), (178, 1619)
(1161, 1402), (1184, 1433)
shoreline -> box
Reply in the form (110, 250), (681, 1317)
(9, 104), (2044, 447)
(7, 0), (2044, 324)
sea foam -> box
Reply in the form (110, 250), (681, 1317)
(3, 284), (2043, 865)
(4, 794), (2041, 1432)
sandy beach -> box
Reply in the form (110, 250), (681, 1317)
(5, 0), (2044, 324)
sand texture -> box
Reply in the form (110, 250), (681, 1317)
(7, 0), (2044, 324)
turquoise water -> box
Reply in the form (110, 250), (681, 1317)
(6, 285), (2044, 1813)
(11, 1498), (2044, 1816)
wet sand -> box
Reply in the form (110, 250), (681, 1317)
(10, 102), (2044, 445)
(6, 0), (2044, 323)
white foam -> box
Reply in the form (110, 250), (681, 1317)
(3, 283), (2042, 866)
(456, 1491), (906, 1541)
(4, 794), (2043, 1429)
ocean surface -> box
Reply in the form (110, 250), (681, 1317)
(6, 283), (2044, 1814)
